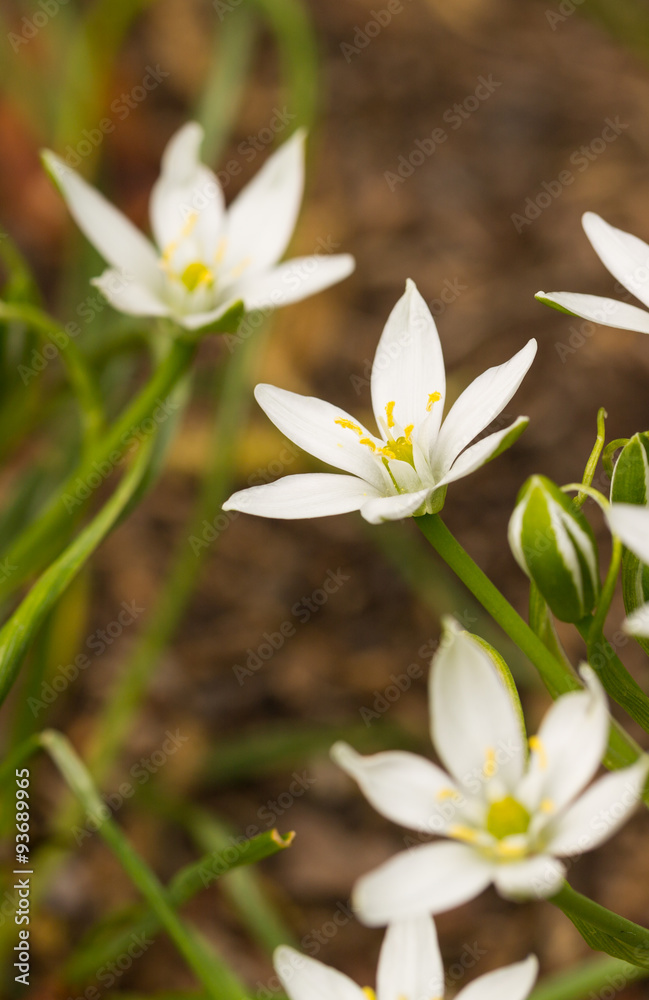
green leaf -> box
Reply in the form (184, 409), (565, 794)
(552, 883), (649, 970)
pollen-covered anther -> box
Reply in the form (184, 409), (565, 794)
(362, 989), (376, 1000)
(437, 787), (462, 801)
(529, 735), (547, 770)
(385, 400), (396, 428)
(427, 391), (441, 411)
(483, 747), (498, 778)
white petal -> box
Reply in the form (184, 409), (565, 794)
(273, 945), (366, 1000)
(222, 473), (380, 519)
(377, 916), (444, 1000)
(623, 602), (649, 637)
(91, 270), (169, 318)
(548, 757), (649, 856)
(456, 957), (538, 1000)
(430, 620), (526, 794)
(607, 503), (649, 565)
(254, 384), (389, 490)
(437, 417), (529, 488)
(331, 742), (462, 835)
(370, 280), (446, 445)
(582, 212), (649, 310)
(519, 667), (608, 814)
(149, 122), (225, 256)
(175, 299), (237, 330)
(224, 130), (305, 275)
(234, 254), (355, 310)
(360, 488), (431, 524)
(535, 291), (649, 335)
(432, 340), (537, 477)
(493, 855), (565, 900)
(354, 841), (493, 926)
(43, 151), (162, 291)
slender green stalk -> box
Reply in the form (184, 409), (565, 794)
(0, 300), (105, 450)
(0, 437), (154, 706)
(574, 407), (607, 510)
(65, 828), (294, 983)
(41, 730), (246, 1000)
(529, 955), (647, 1000)
(417, 515), (643, 775)
(250, 0), (319, 131)
(0, 333), (198, 602)
(551, 882), (649, 968)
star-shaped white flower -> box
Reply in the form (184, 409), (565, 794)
(43, 123), (355, 330)
(607, 503), (649, 636)
(332, 619), (648, 925)
(223, 280), (537, 523)
(537, 212), (649, 334)
(274, 914), (538, 1000)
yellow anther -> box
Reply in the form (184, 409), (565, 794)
(529, 735), (547, 770)
(161, 212), (200, 265)
(359, 437), (377, 452)
(335, 418), (364, 436)
(362, 990), (376, 1000)
(427, 391), (441, 411)
(449, 824), (481, 845)
(230, 255), (252, 279)
(494, 841), (528, 860)
(403, 424), (414, 441)
(540, 798), (555, 814)
(385, 401), (396, 429)
(214, 238), (227, 265)
(483, 747), (498, 779)
(437, 787), (461, 801)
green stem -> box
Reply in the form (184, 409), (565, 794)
(551, 882), (649, 962)
(417, 514), (643, 774)
(530, 955), (648, 1000)
(40, 730), (245, 1000)
(574, 407), (607, 510)
(0, 334), (197, 602)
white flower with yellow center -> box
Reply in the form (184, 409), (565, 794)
(42, 123), (355, 330)
(274, 915), (538, 1000)
(223, 280), (537, 523)
(332, 620), (649, 925)
(537, 212), (649, 335)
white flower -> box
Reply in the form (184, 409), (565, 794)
(536, 212), (649, 334)
(332, 619), (648, 925)
(274, 914), (538, 1000)
(43, 123), (355, 330)
(607, 503), (649, 636)
(223, 280), (536, 523)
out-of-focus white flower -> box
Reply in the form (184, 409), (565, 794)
(43, 123), (354, 330)
(333, 619), (648, 925)
(223, 280), (536, 523)
(274, 914), (538, 1000)
(537, 212), (649, 335)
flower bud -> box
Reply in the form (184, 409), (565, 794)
(610, 434), (649, 644)
(508, 475), (600, 623)
(610, 432), (649, 505)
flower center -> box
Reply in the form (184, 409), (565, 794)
(486, 796), (531, 840)
(180, 261), (214, 292)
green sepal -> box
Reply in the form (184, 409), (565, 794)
(611, 432), (649, 505)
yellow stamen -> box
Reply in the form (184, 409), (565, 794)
(449, 824), (481, 845)
(362, 990), (376, 1000)
(427, 391), (441, 411)
(385, 400), (396, 429)
(403, 424), (414, 441)
(494, 841), (528, 860)
(214, 238), (227, 265)
(335, 418), (364, 436)
(161, 211), (200, 267)
(437, 787), (461, 801)
(230, 255), (252, 279)
(540, 798), (555, 814)
(359, 437), (377, 452)
(483, 747), (498, 779)
(529, 735), (547, 770)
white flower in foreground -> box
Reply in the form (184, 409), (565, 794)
(607, 503), (649, 636)
(537, 212), (649, 335)
(274, 914), (538, 1000)
(43, 123), (354, 330)
(223, 280), (536, 523)
(332, 620), (648, 925)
